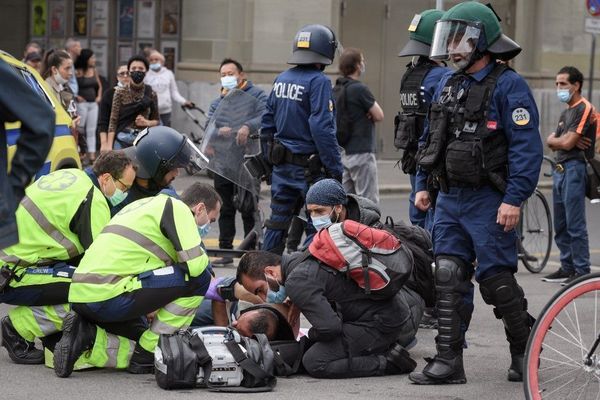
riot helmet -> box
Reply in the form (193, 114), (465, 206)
(398, 9), (445, 57)
(288, 24), (338, 65)
(430, 1), (521, 69)
(125, 126), (207, 185)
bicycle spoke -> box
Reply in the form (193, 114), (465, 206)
(539, 356), (581, 370)
(543, 376), (579, 398)
(548, 327), (590, 350)
(572, 375), (593, 400)
(553, 316), (587, 350)
(541, 365), (581, 385)
(595, 290), (597, 344)
(572, 301), (587, 361)
(542, 343), (584, 367)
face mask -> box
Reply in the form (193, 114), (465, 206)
(312, 209), (336, 231)
(53, 70), (68, 85)
(359, 62), (365, 74)
(557, 88), (572, 103)
(130, 70), (146, 84)
(220, 75), (238, 90)
(267, 284), (287, 304)
(106, 178), (127, 207)
(149, 63), (161, 71)
(198, 223), (210, 237)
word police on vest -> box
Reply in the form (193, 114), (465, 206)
(400, 91), (419, 107)
(273, 82), (305, 101)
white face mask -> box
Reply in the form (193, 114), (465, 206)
(53, 70), (68, 85)
(220, 75), (238, 90)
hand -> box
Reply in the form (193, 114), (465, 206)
(76, 95), (85, 103)
(71, 116), (81, 128)
(218, 126), (232, 137)
(146, 310), (158, 324)
(95, 96), (101, 104)
(204, 145), (215, 156)
(236, 125), (250, 146)
(287, 303), (301, 327)
(497, 202), (520, 232)
(415, 190), (431, 211)
(575, 136), (592, 150)
(183, 100), (194, 108)
(135, 114), (149, 127)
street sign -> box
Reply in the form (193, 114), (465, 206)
(588, 0), (600, 16)
(585, 17), (600, 34)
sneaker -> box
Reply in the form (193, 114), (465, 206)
(127, 343), (154, 374)
(211, 257), (234, 267)
(53, 312), (96, 378)
(541, 269), (571, 283)
(560, 273), (587, 286)
(1, 316), (44, 364)
(419, 308), (438, 330)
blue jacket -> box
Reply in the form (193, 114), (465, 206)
(416, 61), (543, 206)
(0, 59), (54, 249)
(261, 65), (343, 179)
(208, 80), (268, 133)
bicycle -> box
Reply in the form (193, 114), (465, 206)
(517, 156), (555, 273)
(523, 272), (600, 399)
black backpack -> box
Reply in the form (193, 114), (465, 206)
(383, 217), (436, 307)
(332, 78), (359, 146)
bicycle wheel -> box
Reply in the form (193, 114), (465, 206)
(520, 189), (553, 273)
(524, 273), (600, 399)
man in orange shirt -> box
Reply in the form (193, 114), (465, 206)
(543, 66), (595, 285)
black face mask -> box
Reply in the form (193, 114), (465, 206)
(130, 70), (146, 84)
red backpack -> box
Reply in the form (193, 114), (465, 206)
(308, 220), (414, 299)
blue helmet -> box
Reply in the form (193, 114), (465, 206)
(288, 24), (338, 65)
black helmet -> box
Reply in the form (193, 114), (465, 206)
(288, 24), (338, 65)
(124, 126), (205, 183)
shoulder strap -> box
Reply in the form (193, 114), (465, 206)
(271, 336), (307, 376)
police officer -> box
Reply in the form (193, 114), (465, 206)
(261, 24), (344, 254)
(396, 9), (450, 231)
(53, 183), (218, 378)
(0, 152), (135, 364)
(408, 2), (543, 384)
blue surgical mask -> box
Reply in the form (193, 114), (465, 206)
(149, 63), (161, 71)
(267, 285), (287, 304)
(220, 75), (238, 90)
(107, 178), (127, 207)
(312, 209), (335, 231)
(557, 89), (572, 103)
(198, 223), (210, 237)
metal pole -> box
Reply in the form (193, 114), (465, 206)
(590, 34), (596, 104)
(436, 0), (444, 11)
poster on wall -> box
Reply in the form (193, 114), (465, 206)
(31, 0), (47, 37)
(48, 0), (66, 37)
(91, 0), (109, 37)
(161, 0), (179, 35)
(90, 40), (108, 77)
(119, 0), (134, 38)
(118, 43), (134, 65)
(73, 0), (88, 37)
(161, 41), (178, 71)
(137, 0), (156, 38)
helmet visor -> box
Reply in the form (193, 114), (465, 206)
(167, 138), (209, 175)
(430, 20), (482, 60)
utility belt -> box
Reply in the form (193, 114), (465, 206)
(270, 141), (324, 184)
(0, 265), (17, 293)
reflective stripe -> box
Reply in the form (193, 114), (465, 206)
(21, 196), (79, 259)
(105, 333), (120, 368)
(53, 305), (69, 321)
(163, 302), (197, 318)
(102, 225), (174, 264)
(0, 249), (23, 265)
(72, 272), (123, 285)
(176, 246), (204, 262)
(31, 307), (59, 336)
(149, 318), (178, 335)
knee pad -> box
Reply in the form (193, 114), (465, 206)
(434, 256), (471, 293)
(479, 270), (525, 316)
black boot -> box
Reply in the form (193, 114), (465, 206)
(479, 271), (534, 382)
(1, 316), (44, 364)
(409, 257), (472, 385)
(385, 342), (417, 374)
(127, 343), (154, 374)
(53, 312), (96, 378)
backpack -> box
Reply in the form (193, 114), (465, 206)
(383, 217), (436, 307)
(155, 327), (276, 392)
(308, 220), (414, 299)
(332, 79), (359, 146)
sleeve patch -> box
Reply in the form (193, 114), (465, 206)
(512, 107), (531, 126)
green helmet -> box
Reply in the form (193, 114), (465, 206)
(398, 9), (445, 57)
(430, 1), (521, 63)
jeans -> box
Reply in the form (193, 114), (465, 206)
(553, 159), (590, 275)
(77, 101), (98, 153)
(342, 151), (379, 205)
(113, 130), (138, 149)
(160, 112), (171, 127)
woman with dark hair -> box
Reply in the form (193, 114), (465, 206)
(75, 48), (102, 165)
(42, 49), (80, 134)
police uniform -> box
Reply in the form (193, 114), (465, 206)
(261, 25), (343, 254)
(0, 168), (110, 364)
(408, 2), (543, 385)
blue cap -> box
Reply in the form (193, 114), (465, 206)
(306, 179), (347, 206)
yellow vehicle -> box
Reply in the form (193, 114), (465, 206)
(2, 50), (81, 177)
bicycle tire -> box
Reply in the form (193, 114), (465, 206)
(524, 273), (600, 399)
(520, 189), (553, 273)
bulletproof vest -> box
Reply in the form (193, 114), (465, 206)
(419, 63), (509, 192)
(399, 62), (433, 116)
